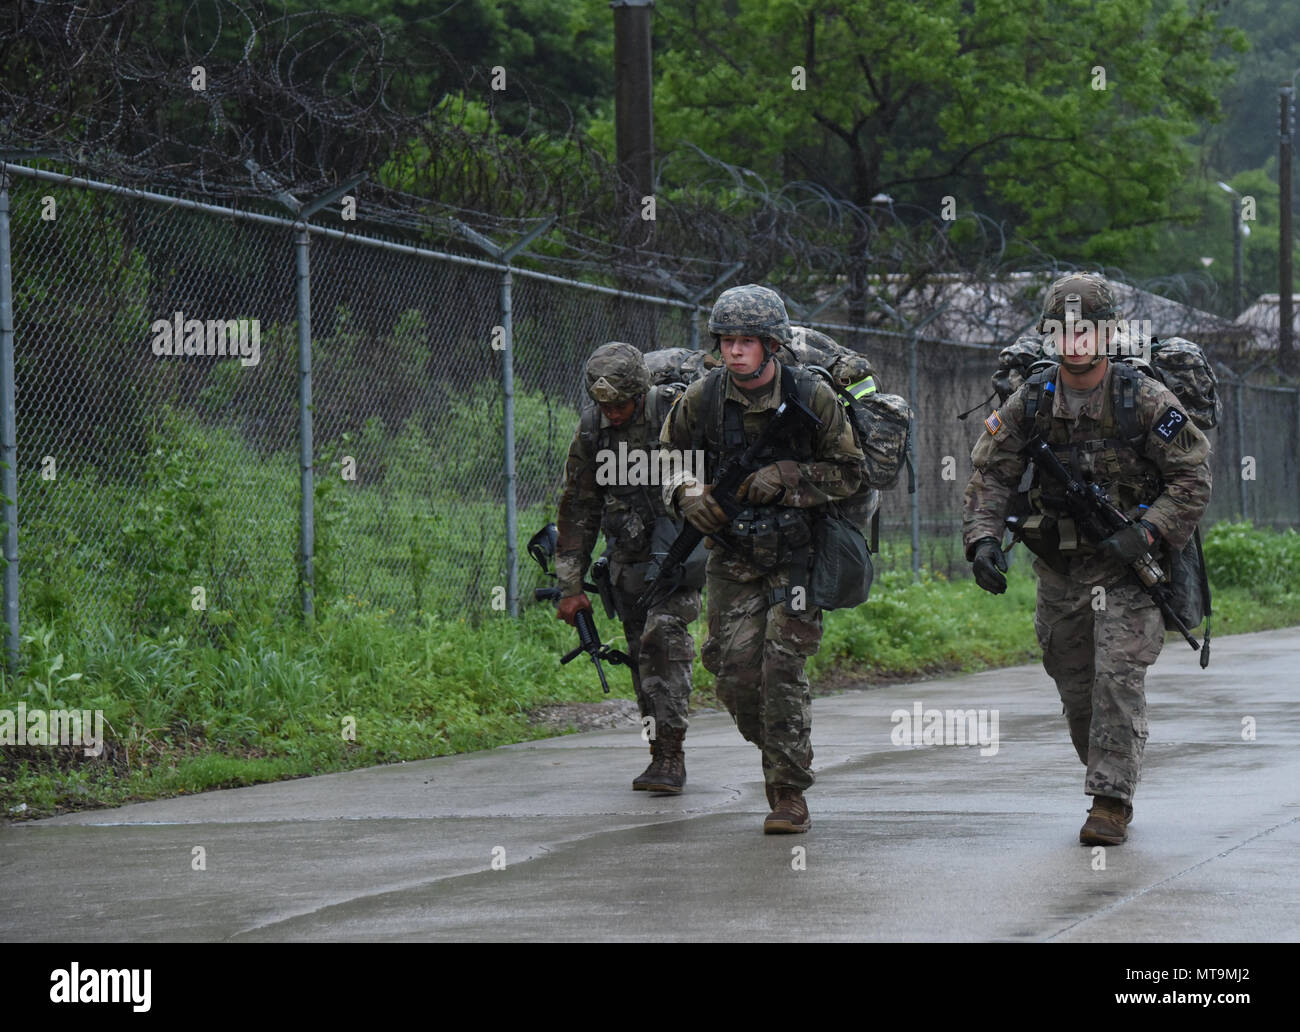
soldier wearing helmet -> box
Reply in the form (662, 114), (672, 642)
(962, 273), (1212, 846)
(555, 342), (701, 794)
(659, 285), (865, 833)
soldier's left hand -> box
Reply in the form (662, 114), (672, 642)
(739, 460), (799, 504)
(1098, 523), (1152, 566)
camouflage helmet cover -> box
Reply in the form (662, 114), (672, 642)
(1038, 273), (1119, 332)
(584, 341), (650, 403)
(707, 284), (792, 350)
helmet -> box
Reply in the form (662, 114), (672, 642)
(1038, 273), (1118, 331)
(584, 341), (650, 403)
(1038, 273), (1119, 369)
(707, 284), (792, 351)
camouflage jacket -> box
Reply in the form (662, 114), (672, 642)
(962, 361), (1212, 580)
(659, 363), (864, 512)
(555, 384), (683, 597)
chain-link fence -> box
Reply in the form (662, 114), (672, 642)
(4, 164), (1298, 668)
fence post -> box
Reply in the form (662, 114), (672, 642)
(909, 330), (920, 581)
(1235, 381), (1247, 522)
(0, 168), (20, 675)
(500, 267), (519, 616)
(295, 222), (315, 620)
(454, 217), (555, 618)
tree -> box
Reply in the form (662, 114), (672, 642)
(635, 0), (1244, 265)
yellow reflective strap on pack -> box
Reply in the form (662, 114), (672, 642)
(845, 376), (876, 402)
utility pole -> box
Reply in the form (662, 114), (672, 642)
(612, 1), (655, 239)
(1280, 81), (1295, 373)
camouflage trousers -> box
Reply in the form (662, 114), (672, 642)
(610, 556), (700, 732)
(1033, 561), (1164, 803)
(700, 549), (821, 791)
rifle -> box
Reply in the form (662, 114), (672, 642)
(638, 380), (823, 612)
(1014, 437), (1200, 651)
(528, 523), (632, 693)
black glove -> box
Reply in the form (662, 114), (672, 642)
(1098, 522), (1153, 566)
(971, 537), (1008, 595)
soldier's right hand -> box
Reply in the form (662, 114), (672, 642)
(971, 537), (1008, 595)
(556, 593), (592, 626)
(677, 483), (730, 534)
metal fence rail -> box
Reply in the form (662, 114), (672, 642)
(2, 163), (1297, 674)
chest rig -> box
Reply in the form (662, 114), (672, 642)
(579, 384), (681, 557)
(694, 365), (821, 584)
(1018, 363), (1164, 562)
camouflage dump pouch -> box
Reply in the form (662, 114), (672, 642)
(1147, 337), (1221, 430)
(808, 511), (873, 611)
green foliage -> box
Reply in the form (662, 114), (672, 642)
(620, 0), (1245, 263)
(4, 512), (1294, 819)
(1202, 521), (1300, 592)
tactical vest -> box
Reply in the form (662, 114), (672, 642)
(1019, 363), (1164, 562)
(695, 364), (820, 479)
(683, 365), (822, 585)
(578, 383), (682, 556)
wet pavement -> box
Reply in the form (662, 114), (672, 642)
(3, 628), (1297, 942)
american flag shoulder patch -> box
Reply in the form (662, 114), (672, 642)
(984, 410), (1003, 436)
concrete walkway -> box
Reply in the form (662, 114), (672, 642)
(3, 628), (1297, 942)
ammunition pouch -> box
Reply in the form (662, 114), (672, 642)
(601, 505), (650, 555)
(726, 506), (811, 572)
(1012, 513), (1071, 575)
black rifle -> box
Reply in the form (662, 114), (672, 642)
(528, 523), (631, 693)
(638, 382), (823, 612)
(1016, 437), (1200, 651)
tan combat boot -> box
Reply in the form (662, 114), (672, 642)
(764, 786), (811, 833)
(642, 726), (686, 794)
(1079, 795), (1134, 845)
(632, 737), (662, 791)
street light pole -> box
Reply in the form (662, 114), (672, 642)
(1217, 181), (1248, 318)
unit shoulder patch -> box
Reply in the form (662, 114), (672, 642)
(1152, 405), (1188, 443)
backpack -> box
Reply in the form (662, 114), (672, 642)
(644, 347), (718, 387)
(991, 333), (1221, 431)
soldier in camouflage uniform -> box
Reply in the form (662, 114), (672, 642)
(961, 274), (1212, 845)
(660, 285), (865, 833)
(555, 342), (701, 793)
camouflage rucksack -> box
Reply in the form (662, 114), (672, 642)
(991, 333), (1220, 431)
(782, 326), (884, 394)
(644, 347), (718, 387)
